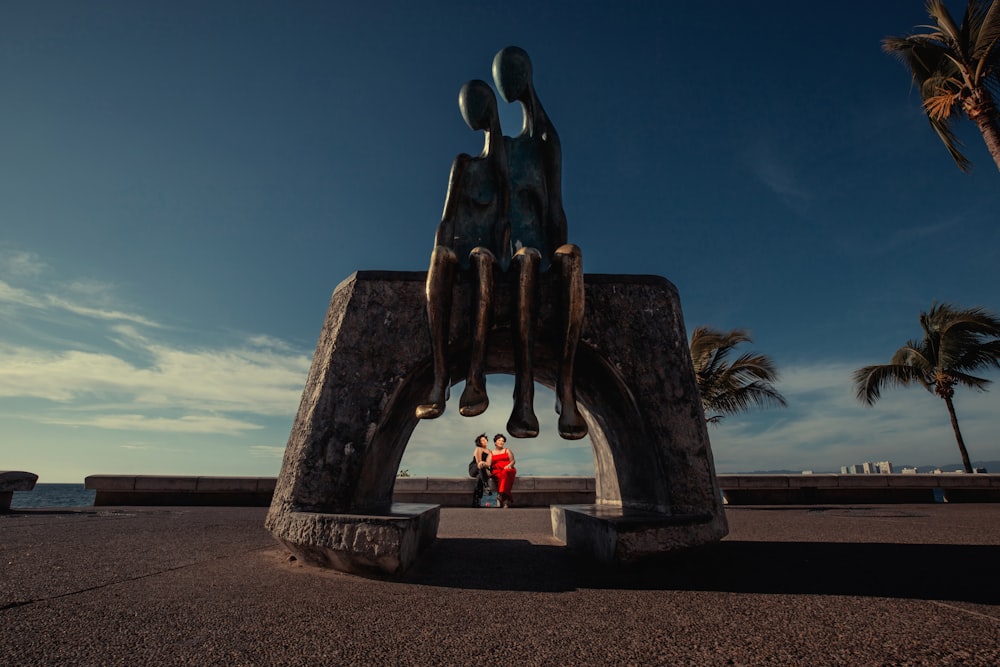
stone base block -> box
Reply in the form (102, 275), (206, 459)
(268, 503), (440, 576)
(551, 504), (726, 563)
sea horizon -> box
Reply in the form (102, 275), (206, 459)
(10, 483), (96, 509)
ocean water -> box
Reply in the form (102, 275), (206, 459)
(9, 483), (95, 509)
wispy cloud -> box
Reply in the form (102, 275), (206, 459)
(250, 445), (287, 458)
(744, 136), (813, 212)
(889, 218), (959, 244)
(44, 294), (162, 327)
(0, 246), (311, 436)
(0, 340), (309, 423)
(41, 413), (265, 434)
(0, 248), (47, 278)
(753, 154), (811, 204)
(0, 279), (44, 308)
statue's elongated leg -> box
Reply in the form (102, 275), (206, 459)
(507, 247), (540, 438)
(416, 246), (456, 419)
(553, 244), (588, 439)
(460, 247), (495, 416)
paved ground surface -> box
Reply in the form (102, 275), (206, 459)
(2, 504), (998, 666)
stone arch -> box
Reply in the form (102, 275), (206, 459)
(266, 271), (727, 574)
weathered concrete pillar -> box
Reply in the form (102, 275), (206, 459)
(265, 270), (727, 574)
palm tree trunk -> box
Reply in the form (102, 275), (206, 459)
(973, 111), (1000, 173)
(942, 395), (973, 473)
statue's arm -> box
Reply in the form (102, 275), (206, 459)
(434, 154), (471, 248)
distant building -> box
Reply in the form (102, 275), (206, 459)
(901, 467), (918, 474)
(841, 461), (893, 474)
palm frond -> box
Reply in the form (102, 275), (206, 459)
(971, 0), (1000, 61)
(930, 117), (973, 170)
(689, 326), (786, 422)
(924, 90), (962, 118)
(707, 381), (787, 416)
(949, 369), (994, 390)
(927, 0), (965, 50)
(853, 363), (927, 404)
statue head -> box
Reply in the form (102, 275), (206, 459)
(458, 79), (498, 132)
(492, 46), (532, 103)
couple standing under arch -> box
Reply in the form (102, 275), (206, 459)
(416, 46), (587, 442)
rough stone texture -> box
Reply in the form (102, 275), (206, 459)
(266, 271), (728, 572)
(0, 471), (38, 511)
(270, 504), (439, 577)
(551, 504), (718, 562)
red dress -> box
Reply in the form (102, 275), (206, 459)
(490, 448), (516, 496)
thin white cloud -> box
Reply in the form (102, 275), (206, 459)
(754, 156), (810, 203)
(1, 246), (162, 328)
(42, 294), (162, 327)
(0, 249), (47, 277)
(744, 138), (812, 210)
(0, 279), (44, 308)
(250, 445), (286, 458)
(41, 413), (265, 434)
(889, 218), (958, 244)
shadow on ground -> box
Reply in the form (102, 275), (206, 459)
(402, 537), (999, 604)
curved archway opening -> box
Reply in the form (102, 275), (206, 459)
(400, 376), (595, 479)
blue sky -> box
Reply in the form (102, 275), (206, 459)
(2, 1), (998, 482)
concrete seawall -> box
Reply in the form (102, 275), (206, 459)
(81, 473), (1000, 507)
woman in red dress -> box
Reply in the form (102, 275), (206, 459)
(490, 433), (516, 508)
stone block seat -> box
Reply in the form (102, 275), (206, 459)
(1, 471), (39, 511)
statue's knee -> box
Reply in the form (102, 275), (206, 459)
(513, 246), (542, 265)
(468, 246), (496, 267)
(431, 245), (458, 265)
(555, 243), (581, 260)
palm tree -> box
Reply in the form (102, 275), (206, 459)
(882, 0), (1000, 173)
(853, 303), (1000, 472)
(689, 327), (787, 425)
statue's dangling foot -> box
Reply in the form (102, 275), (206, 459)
(557, 404), (588, 440)
(507, 402), (539, 438)
(555, 393), (588, 439)
(415, 384), (449, 419)
(459, 377), (489, 417)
